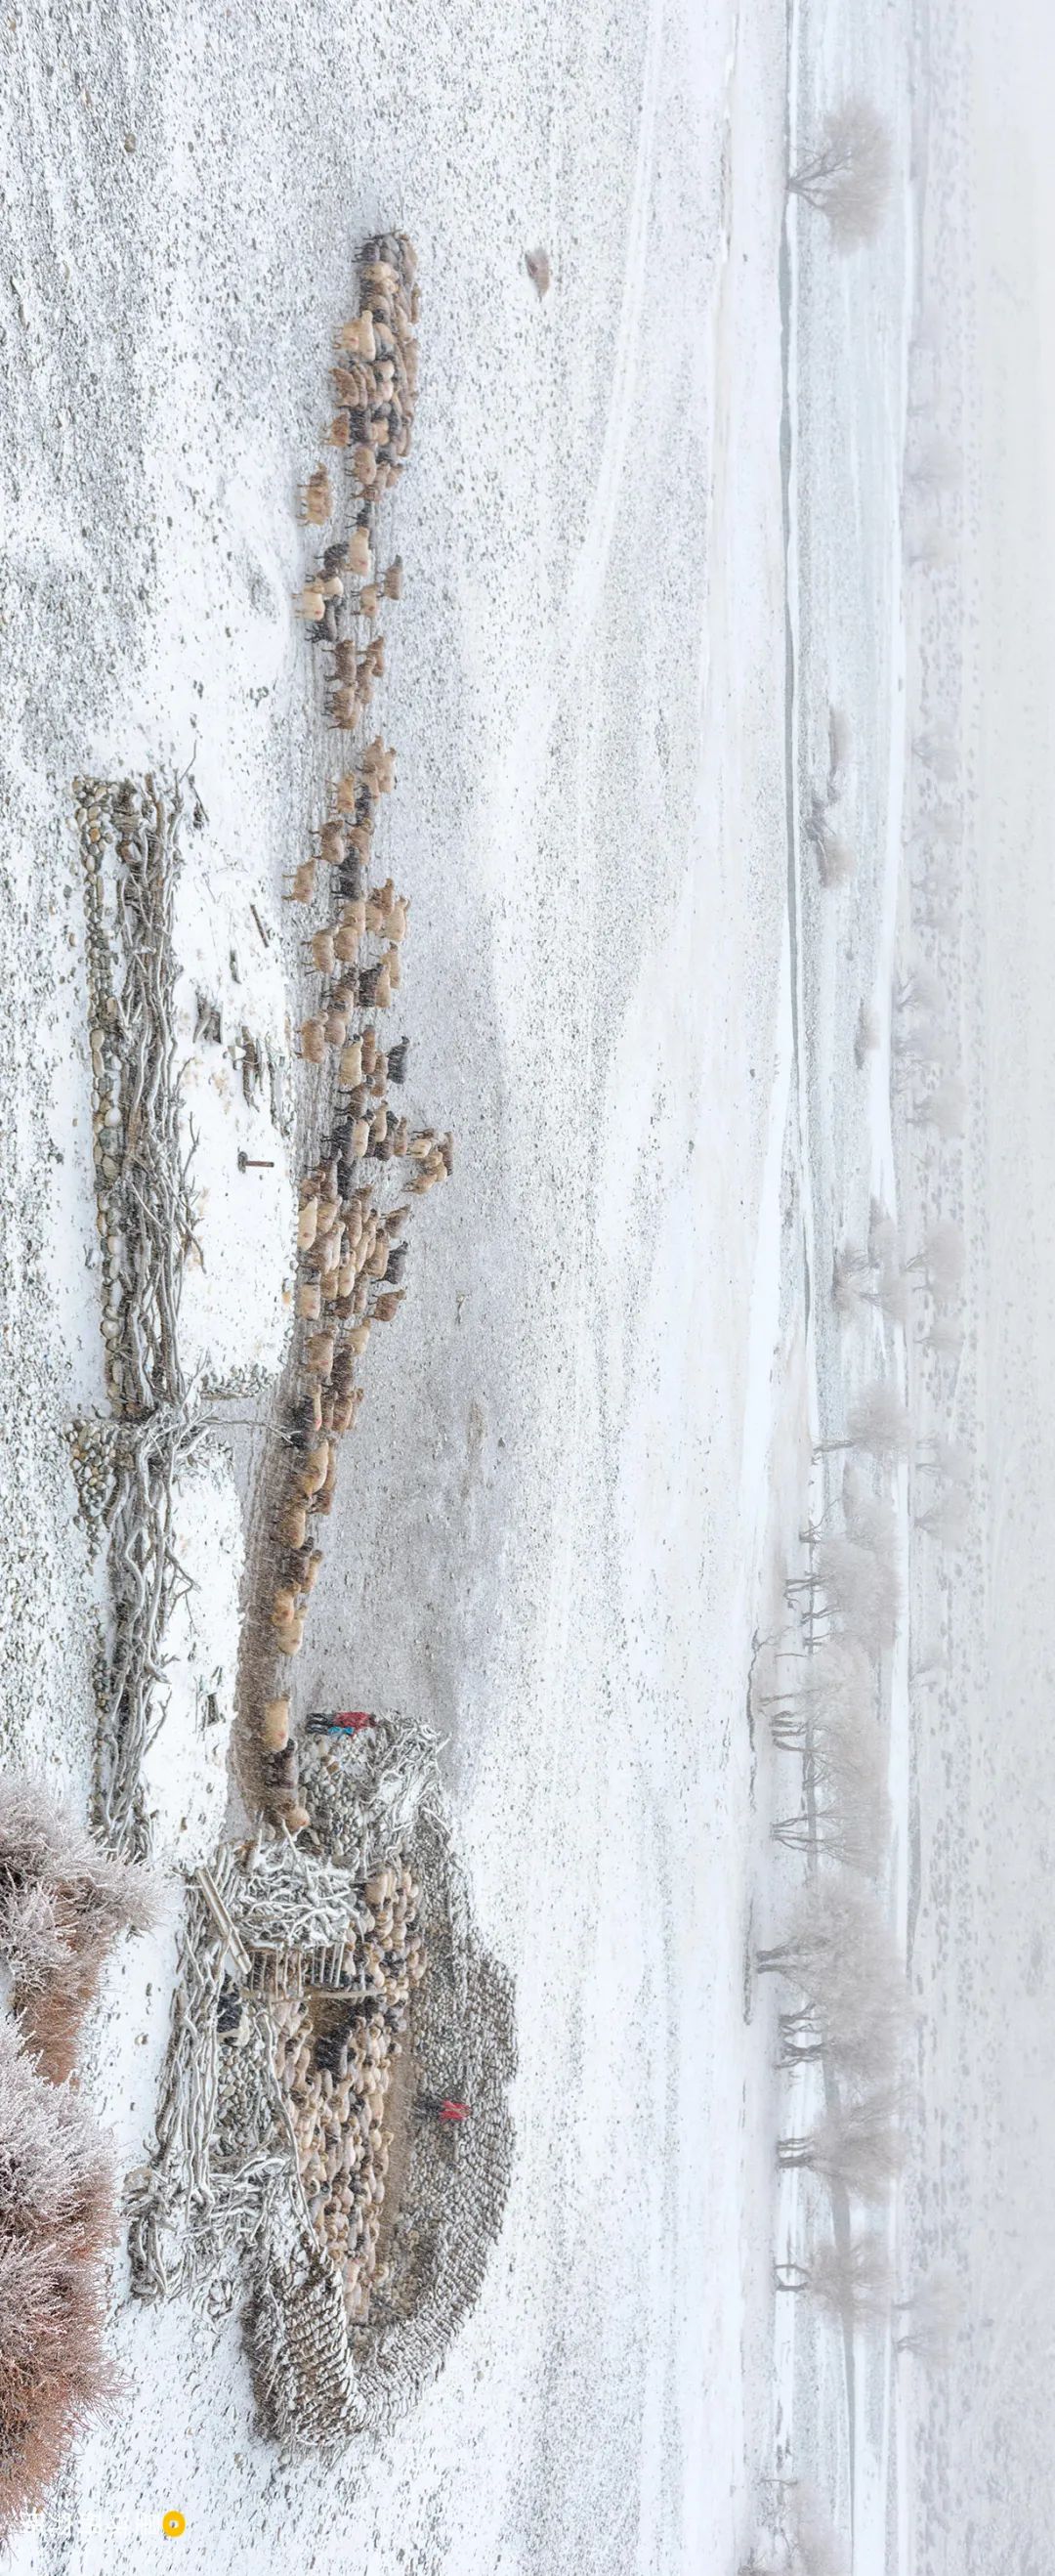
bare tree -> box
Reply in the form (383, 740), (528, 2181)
(788, 99), (892, 248)
(778, 2088), (907, 2201)
(817, 1378), (912, 1468)
(910, 1075), (967, 1140)
(895, 2263), (963, 2362)
(777, 2232), (894, 2323)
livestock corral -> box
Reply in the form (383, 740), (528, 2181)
(3, 229), (518, 2515)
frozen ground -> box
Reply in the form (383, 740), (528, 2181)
(0, 0), (806, 2570)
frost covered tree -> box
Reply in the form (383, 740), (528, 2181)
(913, 726), (960, 783)
(895, 2263), (963, 2363)
(826, 706), (852, 803)
(907, 434), (961, 496)
(904, 1219), (965, 1299)
(816, 1378), (913, 1468)
(914, 1485), (971, 1549)
(777, 2088), (907, 2202)
(915, 1431), (971, 1484)
(919, 1315), (964, 1360)
(788, 99), (892, 247)
(786, 1530), (902, 1655)
(910, 1075), (967, 1141)
(777, 2232), (894, 2323)
(807, 803), (858, 886)
(895, 961), (946, 1016)
(909, 524), (957, 572)
(854, 1000), (881, 1067)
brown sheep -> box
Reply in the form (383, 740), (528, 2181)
(281, 1499), (308, 1551)
(339, 1038), (363, 1089)
(310, 929), (336, 974)
(288, 857), (317, 904)
(263, 1697), (290, 1753)
(299, 466), (332, 526)
(297, 1279), (322, 1321)
(300, 1019), (326, 1066)
(359, 582), (380, 619)
(323, 1009), (348, 1050)
(305, 1331), (336, 1380)
(334, 772), (359, 814)
(319, 820), (347, 866)
(383, 558), (403, 600)
(298, 1196), (319, 1250)
(372, 1291), (404, 1323)
(348, 527), (372, 580)
(335, 923), (361, 967)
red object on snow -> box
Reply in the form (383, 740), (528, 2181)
(332, 1710), (376, 1731)
(439, 2099), (469, 2124)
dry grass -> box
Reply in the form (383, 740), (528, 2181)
(0, 2020), (120, 2538)
(0, 1775), (158, 2077)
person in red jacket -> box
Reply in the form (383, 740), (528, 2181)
(415, 2092), (470, 2125)
(306, 1708), (377, 1736)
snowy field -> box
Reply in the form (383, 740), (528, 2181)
(0, 1), (793, 2569)
(1, 0), (1042, 2565)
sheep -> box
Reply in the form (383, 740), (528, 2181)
(339, 1039), (363, 1090)
(348, 1320), (372, 1356)
(263, 1697), (290, 1753)
(288, 858), (317, 903)
(310, 929), (336, 974)
(293, 1441), (330, 1499)
(385, 944), (401, 991)
(387, 1037), (409, 1084)
(335, 923), (361, 968)
(323, 1008), (348, 1050)
(298, 1196), (319, 1250)
(300, 1018), (326, 1066)
(281, 1496), (309, 1551)
(297, 1279), (322, 1321)
(360, 1026), (379, 1076)
(332, 363), (369, 408)
(319, 821), (347, 867)
(383, 559), (403, 600)
(305, 1332), (336, 1380)
(371, 1291), (404, 1322)
(384, 1241), (408, 1284)
(386, 898), (408, 943)
(352, 444), (377, 488)
(406, 1129), (438, 1162)
(359, 582), (380, 619)
(348, 528), (372, 580)
(299, 466), (332, 525)
(274, 1611), (306, 1658)
(349, 1117), (370, 1160)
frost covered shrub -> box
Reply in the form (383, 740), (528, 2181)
(0, 2017), (118, 2535)
(0, 1777), (157, 2080)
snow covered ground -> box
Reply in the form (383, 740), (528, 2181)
(0, 0), (823, 2569)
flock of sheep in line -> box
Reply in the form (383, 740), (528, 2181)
(234, 236), (461, 2312)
